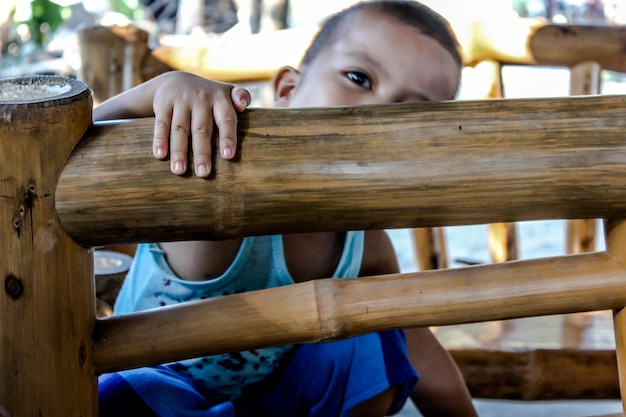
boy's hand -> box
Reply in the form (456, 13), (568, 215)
(151, 72), (251, 177)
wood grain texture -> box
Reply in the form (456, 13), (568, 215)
(93, 251), (626, 373)
(450, 348), (620, 400)
(57, 94), (626, 247)
(77, 25), (151, 104)
(605, 219), (626, 409)
(0, 77), (96, 417)
(529, 25), (626, 73)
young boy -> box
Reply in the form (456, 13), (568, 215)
(95, 1), (477, 416)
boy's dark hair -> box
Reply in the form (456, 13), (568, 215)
(300, 0), (463, 69)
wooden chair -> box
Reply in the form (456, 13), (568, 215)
(4, 73), (626, 415)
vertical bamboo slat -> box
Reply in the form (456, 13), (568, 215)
(413, 58), (518, 269)
(487, 222), (518, 263)
(77, 25), (151, 105)
(471, 59), (520, 264)
(566, 61), (602, 255)
(412, 227), (448, 270)
(607, 219), (626, 412)
(0, 76), (96, 416)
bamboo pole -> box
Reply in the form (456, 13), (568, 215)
(412, 227), (448, 270)
(607, 219), (626, 412)
(0, 77), (95, 416)
(57, 94), (626, 247)
(566, 61), (602, 255)
(77, 25), (153, 105)
(488, 222), (518, 263)
(478, 59), (519, 263)
(93, 252), (626, 374)
(528, 24), (626, 73)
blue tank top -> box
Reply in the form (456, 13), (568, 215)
(114, 232), (364, 401)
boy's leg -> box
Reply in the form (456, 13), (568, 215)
(99, 371), (158, 417)
(238, 330), (418, 417)
(99, 365), (237, 417)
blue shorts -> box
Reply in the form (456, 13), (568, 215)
(99, 330), (418, 417)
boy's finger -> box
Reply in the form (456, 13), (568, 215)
(169, 107), (191, 175)
(190, 109), (214, 177)
(153, 109), (173, 160)
(213, 102), (238, 160)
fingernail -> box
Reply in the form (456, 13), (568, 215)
(155, 147), (164, 158)
(196, 164), (208, 176)
(174, 161), (184, 173)
(222, 147), (233, 158)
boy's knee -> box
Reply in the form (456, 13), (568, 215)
(296, 338), (360, 380)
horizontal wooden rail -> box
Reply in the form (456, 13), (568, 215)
(93, 251), (626, 373)
(57, 95), (626, 247)
(450, 348), (620, 400)
(463, 20), (626, 72)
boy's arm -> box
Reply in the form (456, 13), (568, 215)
(93, 71), (251, 177)
(361, 231), (477, 417)
(405, 327), (478, 417)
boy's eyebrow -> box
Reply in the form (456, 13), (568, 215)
(343, 50), (385, 73)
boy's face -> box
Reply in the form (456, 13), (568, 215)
(275, 10), (461, 108)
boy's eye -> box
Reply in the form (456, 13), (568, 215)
(346, 71), (372, 89)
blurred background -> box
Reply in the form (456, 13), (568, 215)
(2, 0), (626, 79)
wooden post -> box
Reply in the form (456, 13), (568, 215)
(487, 222), (518, 263)
(566, 61), (602, 255)
(77, 25), (150, 105)
(480, 59), (518, 263)
(413, 227), (448, 270)
(0, 76), (95, 416)
(562, 62), (603, 346)
(606, 219), (626, 412)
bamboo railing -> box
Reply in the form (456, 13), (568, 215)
(53, 12), (626, 407)
(55, 94), (626, 244)
(4, 74), (626, 415)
